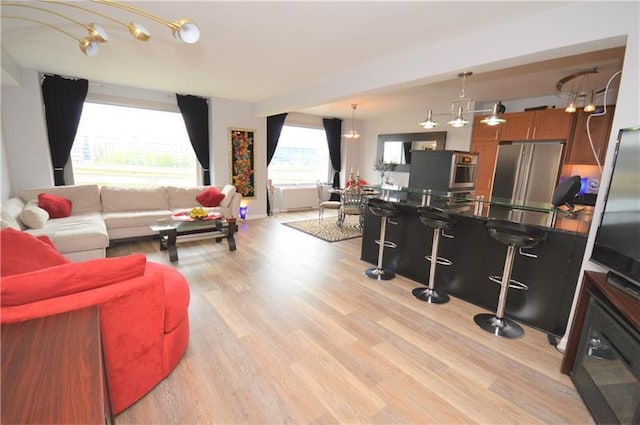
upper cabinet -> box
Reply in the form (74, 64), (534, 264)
(565, 106), (615, 165)
(499, 109), (575, 141)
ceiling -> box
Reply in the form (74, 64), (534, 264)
(0, 1), (626, 120)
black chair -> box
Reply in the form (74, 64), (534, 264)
(364, 198), (400, 281)
(474, 219), (547, 339)
(412, 206), (455, 304)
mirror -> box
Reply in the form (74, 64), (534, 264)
(377, 131), (447, 172)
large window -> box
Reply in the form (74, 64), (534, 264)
(70, 102), (197, 187)
(268, 125), (330, 185)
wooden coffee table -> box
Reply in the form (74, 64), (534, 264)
(150, 216), (237, 262)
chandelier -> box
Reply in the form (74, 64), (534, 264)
(419, 72), (506, 129)
(343, 104), (360, 139)
(555, 68), (603, 113)
(0, 0), (201, 56)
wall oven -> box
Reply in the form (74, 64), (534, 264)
(571, 291), (640, 425)
(449, 152), (478, 190)
(409, 150), (478, 192)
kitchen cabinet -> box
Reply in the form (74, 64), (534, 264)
(500, 109), (575, 141)
(565, 106), (615, 165)
(470, 115), (500, 203)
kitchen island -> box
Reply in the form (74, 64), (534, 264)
(361, 186), (591, 336)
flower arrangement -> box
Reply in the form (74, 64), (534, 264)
(189, 206), (208, 220)
(373, 159), (394, 185)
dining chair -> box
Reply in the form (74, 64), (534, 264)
(337, 190), (365, 228)
(316, 180), (341, 221)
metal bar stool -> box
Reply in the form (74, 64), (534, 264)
(474, 219), (547, 339)
(364, 198), (400, 281)
(412, 206), (455, 304)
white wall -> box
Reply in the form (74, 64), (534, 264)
(1, 68), (52, 193)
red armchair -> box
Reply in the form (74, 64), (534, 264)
(0, 228), (190, 415)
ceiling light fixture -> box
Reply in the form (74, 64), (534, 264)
(556, 68), (604, 113)
(343, 104), (360, 139)
(419, 72), (506, 129)
(1, 15), (101, 56)
(0, 0), (200, 56)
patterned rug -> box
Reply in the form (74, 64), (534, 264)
(282, 216), (363, 243)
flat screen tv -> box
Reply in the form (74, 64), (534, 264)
(591, 126), (640, 299)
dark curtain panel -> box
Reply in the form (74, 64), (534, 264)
(266, 113), (288, 215)
(177, 94), (211, 185)
(323, 118), (342, 201)
(41, 74), (88, 186)
(403, 142), (412, 165)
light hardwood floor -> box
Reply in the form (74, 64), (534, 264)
(112, 210), (594, 424)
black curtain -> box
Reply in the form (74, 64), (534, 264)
(177, 94), (210, 185)
(266, 113), (288, 215)
(403, 142), (412, 165)
(323, 118), (342, 201)
(41, 74), (88, 186)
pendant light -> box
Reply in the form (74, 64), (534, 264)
(343, 104), (360, 139)
(418, 72), (506, 129)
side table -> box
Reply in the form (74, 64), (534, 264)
(1, 306), (112, 424)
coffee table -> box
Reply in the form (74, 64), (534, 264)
(149, 216), (237, 262)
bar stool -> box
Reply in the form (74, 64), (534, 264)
(364, 198), (400, 281)
(412, 206), (455, 304)
(474, 219), (547, 339)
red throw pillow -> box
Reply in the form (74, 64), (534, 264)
(38, 193), (72, 218)
(0, 254), (147, 306)
(0, 228), (69, 276)
(196, 187), (225, 207)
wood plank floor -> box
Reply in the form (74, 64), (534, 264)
(111, 210), (594, 424)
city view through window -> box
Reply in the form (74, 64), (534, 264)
(71, 102), (197, 187)
(268, 125), (330, 185)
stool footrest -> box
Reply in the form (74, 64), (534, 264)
(488, 275), (529, 290)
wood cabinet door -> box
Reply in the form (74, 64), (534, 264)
(471, 115), (500, 141)
(566, 106), (615, 164)
(470, 138), (499, 199)
(498, 112), (534, 141)
(531, 109), (575, 140)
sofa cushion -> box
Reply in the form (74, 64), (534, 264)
(145, 262), (190, 333)
(220, 184), (237, 208)
(20, 185), (102, 215)
(166, 186), (207, 210)
(24, 213), (109, 254)
(38, 193), (72, 218)
(1, 198), (26, 230)
(196, 187), (225, 207)
(0, 254), (147, 307)
(0, 228), (70, 276)
(19, 200), (49, 229)
(101, 186), (168, 212)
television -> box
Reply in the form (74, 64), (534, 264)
(591, 126), (640, 299)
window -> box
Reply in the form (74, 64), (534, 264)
(70, 102), (197, 187)
(268, 125), (330, 185)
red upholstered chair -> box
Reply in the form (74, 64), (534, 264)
(0, 229), (190, 415)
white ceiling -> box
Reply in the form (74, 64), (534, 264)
(0, 1), (626, 120)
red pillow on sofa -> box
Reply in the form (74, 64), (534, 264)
(196, 187), (225, 207)
(0, 228), (69, 276)
(38, 193), (71, 218)
(38, 193), (72, 218)
(0, 254), (147, 307)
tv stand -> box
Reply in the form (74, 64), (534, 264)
(562, 271), (640, 374)
(607, 271), (640, 300)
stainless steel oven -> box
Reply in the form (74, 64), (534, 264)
(449, 152), (478, 190)
(409, 150), (478, 193)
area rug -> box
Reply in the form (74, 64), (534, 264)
(282, 217), (363, 243)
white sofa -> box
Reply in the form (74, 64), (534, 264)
(1, 184), (242, 261)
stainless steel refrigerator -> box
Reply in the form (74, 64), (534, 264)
(490, 141), (564, 225)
